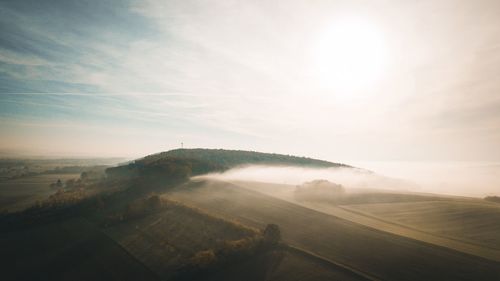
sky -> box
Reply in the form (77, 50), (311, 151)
(1, 0), (500, 161)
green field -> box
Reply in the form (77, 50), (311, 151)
(0, 173), (80, 212)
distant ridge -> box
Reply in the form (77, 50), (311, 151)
(141, 148), (351, 169)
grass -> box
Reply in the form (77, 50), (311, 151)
(109, 194), (368, 281)
(188, 248), (367, 281)
(228, 179), (500, 261)
(103, 195), (260, 280)
(346, 199), (500, 249)
(0, 173), (80, 212)
(0, 217), (158, 281)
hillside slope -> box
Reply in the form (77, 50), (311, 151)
(103, 197), (258, 280)
(0, 218), (159, 281)
(235, 180), (500, 262)
(346, 200), (500, 250)
(165, 179), (500, 281)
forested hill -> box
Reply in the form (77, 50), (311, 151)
(105, 149), (351, 183)
(141, 149), (350, 169)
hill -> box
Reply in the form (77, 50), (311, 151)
(105, 148), (351, 185)
(141, 148), (350, 169)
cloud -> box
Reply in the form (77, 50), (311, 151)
(1, 0), (500, 160)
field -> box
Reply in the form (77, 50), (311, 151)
(0, 157), (120, 212)
(229, 180), (500, 261)
(197, 248), (368, 281)
(0, 173), (80, 212)
(103, 197), (258, 280)
(265, 249), (366, 281)
(103, 195), (370, 281)
(0, 218), (158, 281)
(344, 200), (500, 249)
(165, 179), (500, 281)
(0, 185), (369, 281)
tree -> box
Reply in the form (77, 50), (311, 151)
(147, 194), (162, 210)
(263, 224), (281, 245)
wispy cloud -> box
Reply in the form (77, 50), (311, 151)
(1, 0), (500, 160)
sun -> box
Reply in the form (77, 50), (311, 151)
(312, 18), (388, 94)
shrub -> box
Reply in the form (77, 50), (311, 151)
(220, 236), (261, 258)
(190, 250), (217, 268)
(294, 179), (345, 203)
(485, 196), (500, 203)
(263, 224), (281, 245)
(174, 221), (282, 280)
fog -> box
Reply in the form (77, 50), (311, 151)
(200, 162), (500, 198)
(352, 161), (500, 198)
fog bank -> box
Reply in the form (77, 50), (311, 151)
(202, 165), (417, 193)
(351, 161), (500, 197)
(201, 162), (500, 198)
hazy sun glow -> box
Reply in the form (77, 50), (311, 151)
(2, 0), (500, 162)
(313, 18), (388, 94)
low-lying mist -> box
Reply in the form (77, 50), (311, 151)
(198, 162), (500, 198)
(352, 161), (500, 198)
(199, 165), (417, 194)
